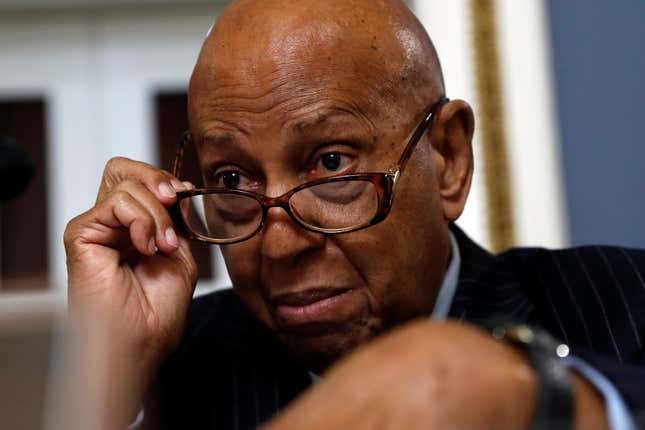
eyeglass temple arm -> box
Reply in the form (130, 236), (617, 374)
(391, 97), (449, 178)
(172, 131), (191, 177)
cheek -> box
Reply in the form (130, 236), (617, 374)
(221, 240), (278, 327)
(334, 169), (448, 322)
(221, 240), (260, 286)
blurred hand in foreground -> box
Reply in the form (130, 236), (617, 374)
(264, 320), (608, 430)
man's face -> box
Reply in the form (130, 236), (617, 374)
(188, 13), (453, 369)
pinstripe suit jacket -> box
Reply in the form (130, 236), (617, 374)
(148, 225), (645, 429)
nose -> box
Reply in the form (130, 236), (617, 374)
(260, 205), (326, 263)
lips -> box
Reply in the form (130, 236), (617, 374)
(270, 287), (356, 329)
(272, 288), (352, 307)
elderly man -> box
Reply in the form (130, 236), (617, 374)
(64, 0), (644, 429)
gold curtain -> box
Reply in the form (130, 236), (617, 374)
(470, 0), (516, 252)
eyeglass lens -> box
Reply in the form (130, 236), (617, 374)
(179, 179), (379, 242)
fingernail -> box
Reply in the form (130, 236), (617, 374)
(158, 182), (176, 198)
(182, 181), (195, 190)
(165, 227), (179, 248)
(171, 179), (186, 191)
(148, 238), (158, 254)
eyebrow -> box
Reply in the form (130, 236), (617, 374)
(292, 113), (331, 134)
(289, 109), (362, 136)
(201, 108), (374, 149)
(201, 131), (237, 148)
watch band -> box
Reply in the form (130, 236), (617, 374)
(491, 324), (575, 430)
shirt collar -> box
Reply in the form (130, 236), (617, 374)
(430, 231), (461, 320)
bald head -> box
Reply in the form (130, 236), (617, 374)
(189, 0), (444, 126)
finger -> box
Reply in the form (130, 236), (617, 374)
(113, 180), (180, 254)
(173, 236), (199, 290)
(98, 157), (186, 206)
(88, 190), (158, 256)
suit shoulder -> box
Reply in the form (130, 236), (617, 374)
(182, 288), (268, 349)
(186, 288), (239, 332)
(499, 243), (645, 301)
(501, 243), (645, 287)
(500, 244), (645, 362)
(184, 288), (236, 336)
(502, 242), (645, 261)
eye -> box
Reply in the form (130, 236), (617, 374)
(221, 171), (241, 188)
(310, 151), (354, 178)
(321, 153), (342, 171)
(212, 169), (256, 191)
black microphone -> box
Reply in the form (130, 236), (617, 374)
(0, 136), (34, 201)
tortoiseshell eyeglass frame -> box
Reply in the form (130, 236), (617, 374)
(169, 97), (449, 244)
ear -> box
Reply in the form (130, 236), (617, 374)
(427, 99), (475, 222)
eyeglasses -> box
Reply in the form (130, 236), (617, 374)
(169, 97), (449, 244)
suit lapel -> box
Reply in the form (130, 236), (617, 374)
(448, 224), (535, 326)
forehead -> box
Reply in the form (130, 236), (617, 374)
(189, 18), (412, 132)
(203, 3), (406, 74)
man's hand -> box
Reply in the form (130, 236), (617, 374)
(265, 320), (608, 430)
(64, 157), (198, 427)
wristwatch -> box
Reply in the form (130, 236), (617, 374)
(490, 324), (574, 430)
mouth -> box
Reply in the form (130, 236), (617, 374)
(270, 287), (356, 328)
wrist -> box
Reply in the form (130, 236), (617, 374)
(490, 324), (574, 430)
(70, 314), (161, 430)
(101, 341), (157, 429)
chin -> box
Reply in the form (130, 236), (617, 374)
(277, 320), (380, 372)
